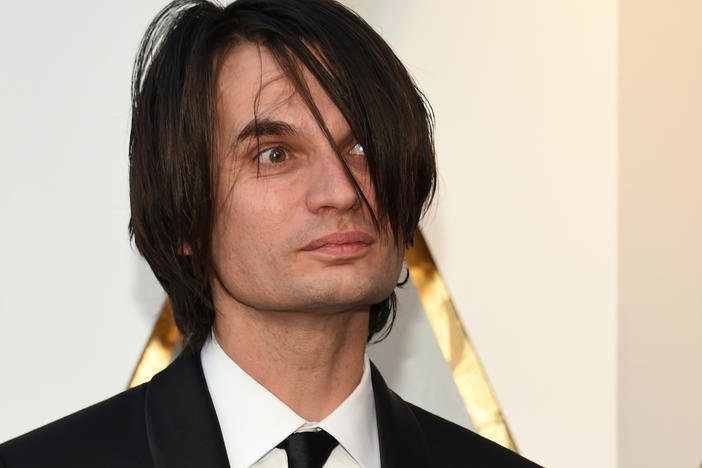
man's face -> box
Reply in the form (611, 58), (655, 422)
(210, 42), (403, 317)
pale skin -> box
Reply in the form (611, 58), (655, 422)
(210, 43), (404, 421)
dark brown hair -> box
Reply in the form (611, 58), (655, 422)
(129, 0), (436, 349)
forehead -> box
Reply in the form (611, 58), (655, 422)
(215, 42), (346, 141)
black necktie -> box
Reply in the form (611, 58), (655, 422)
(277, 430), (339, 468)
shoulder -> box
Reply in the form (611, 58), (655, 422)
(407, 403), (543, 468)
(0, 384), (152, 468)
(370, 362), (542, 467)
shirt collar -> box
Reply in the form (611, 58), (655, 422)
(317, 355), (378, 468)
(200, 334), (378, 468)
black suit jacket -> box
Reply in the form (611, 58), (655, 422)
(0, 349), (541, 467)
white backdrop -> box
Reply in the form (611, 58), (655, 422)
(2, 2), (702, 468)
(0, 0), (169, 441)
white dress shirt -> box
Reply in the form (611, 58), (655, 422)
(200, 335), (380, 468)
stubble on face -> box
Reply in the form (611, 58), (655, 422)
(209, 42), (404, 321)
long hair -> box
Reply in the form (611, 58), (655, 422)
(129, 0), (436, 348)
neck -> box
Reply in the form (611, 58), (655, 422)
(213, 298), (369, 422)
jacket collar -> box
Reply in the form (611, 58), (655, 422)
(143, 348), (431, 468)
(371, 363), (432, 468)
(144, 347), (230, 468)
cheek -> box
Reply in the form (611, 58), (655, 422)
(387, 245), (405, 279)
(355, 169), (375, 203)
(213, 182), (297, 263)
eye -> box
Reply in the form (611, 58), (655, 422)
(256, 147), (289, 164)
(350, 142), (365, 156)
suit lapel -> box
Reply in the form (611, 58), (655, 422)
(144, 348), (230, 468)
(371, 363), (432, 468)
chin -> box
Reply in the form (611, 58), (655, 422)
(296, 276), (397, 313)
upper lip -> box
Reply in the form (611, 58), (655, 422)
(302, 231), (375, 250)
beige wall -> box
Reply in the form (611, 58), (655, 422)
(619, 1), (702, 467)
(348, 1), (619, 467)
(353, 1), (702, 466)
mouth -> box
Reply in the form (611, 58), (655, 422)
(301, 231), (375, 258)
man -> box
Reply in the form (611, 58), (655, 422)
(0, 0), (540, 466)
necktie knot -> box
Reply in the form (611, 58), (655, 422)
(277, 430), (339, 468)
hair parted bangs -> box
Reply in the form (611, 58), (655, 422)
(129, 0), (436, 349)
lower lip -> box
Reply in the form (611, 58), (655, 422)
(305, 242), (371, 257)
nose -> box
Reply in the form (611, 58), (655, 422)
(305, 150), (360, 214)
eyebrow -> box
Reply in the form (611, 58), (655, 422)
(231, 117), (358, 157)
(234, 118), (298, 146)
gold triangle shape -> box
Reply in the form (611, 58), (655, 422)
(128, 229), (517, 451)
